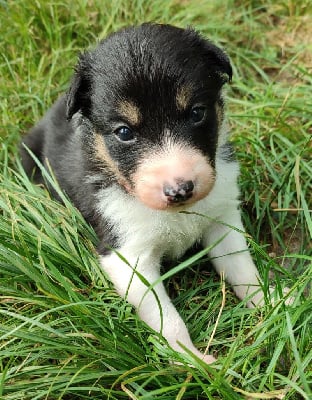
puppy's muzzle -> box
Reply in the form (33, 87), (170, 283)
(163, 180), (194, 204)
(131, 143), (216, 210)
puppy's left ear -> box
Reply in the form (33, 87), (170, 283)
(66, 55), (91, 120)
(213, 48), (232, 84)
(203, 40), (233, 84)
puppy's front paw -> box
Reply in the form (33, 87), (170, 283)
(171, 352), (216, 367)
(247, 286), (295, 308)
(264, 286), (295, 307)
(155, 337), (217, 366)
(172, 343), (217, 365)
(202, 354), (217, 364)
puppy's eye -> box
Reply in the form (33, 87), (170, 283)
(190, 106), (206, 124)
(114, 126), (135, 142)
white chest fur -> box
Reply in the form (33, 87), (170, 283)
(95, 157), (240, 259)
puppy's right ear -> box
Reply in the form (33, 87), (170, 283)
(66, 57), (91, 120)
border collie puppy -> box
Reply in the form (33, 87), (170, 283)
(21, 23), (267, 364)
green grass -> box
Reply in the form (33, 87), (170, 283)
(0, 0), (311, 399)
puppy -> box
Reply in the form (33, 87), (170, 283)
(21, 23), (267, 364)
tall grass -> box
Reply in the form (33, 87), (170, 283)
(1, 0), (311, 399)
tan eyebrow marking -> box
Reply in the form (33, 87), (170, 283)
(176, 85), (192, 111)
(118, 100), (141, 126)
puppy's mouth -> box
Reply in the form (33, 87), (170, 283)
(129, 144), (215, 211)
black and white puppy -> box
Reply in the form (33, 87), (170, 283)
(21, 23), (267, 364)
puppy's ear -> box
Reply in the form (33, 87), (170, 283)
(212, 47), (232, 84)
(202, 39), (233, 84)
(66, 57), (91, 120)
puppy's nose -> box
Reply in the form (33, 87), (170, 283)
(163, 180), (194, 204)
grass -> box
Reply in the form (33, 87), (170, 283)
(0, 0), (311, 399)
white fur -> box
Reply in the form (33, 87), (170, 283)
(96, 153), (266, 364)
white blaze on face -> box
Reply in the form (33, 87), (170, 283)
(131, 137), (215, 210)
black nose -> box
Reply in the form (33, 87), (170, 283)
(163, 180), (194, 203)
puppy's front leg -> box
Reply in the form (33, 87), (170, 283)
(202, 210), (264, 308)
(100, 249), (215, 364)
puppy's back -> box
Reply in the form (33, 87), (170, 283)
(20, 96), (72, 183)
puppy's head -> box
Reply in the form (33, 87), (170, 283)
(67, 23), (232, 210)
